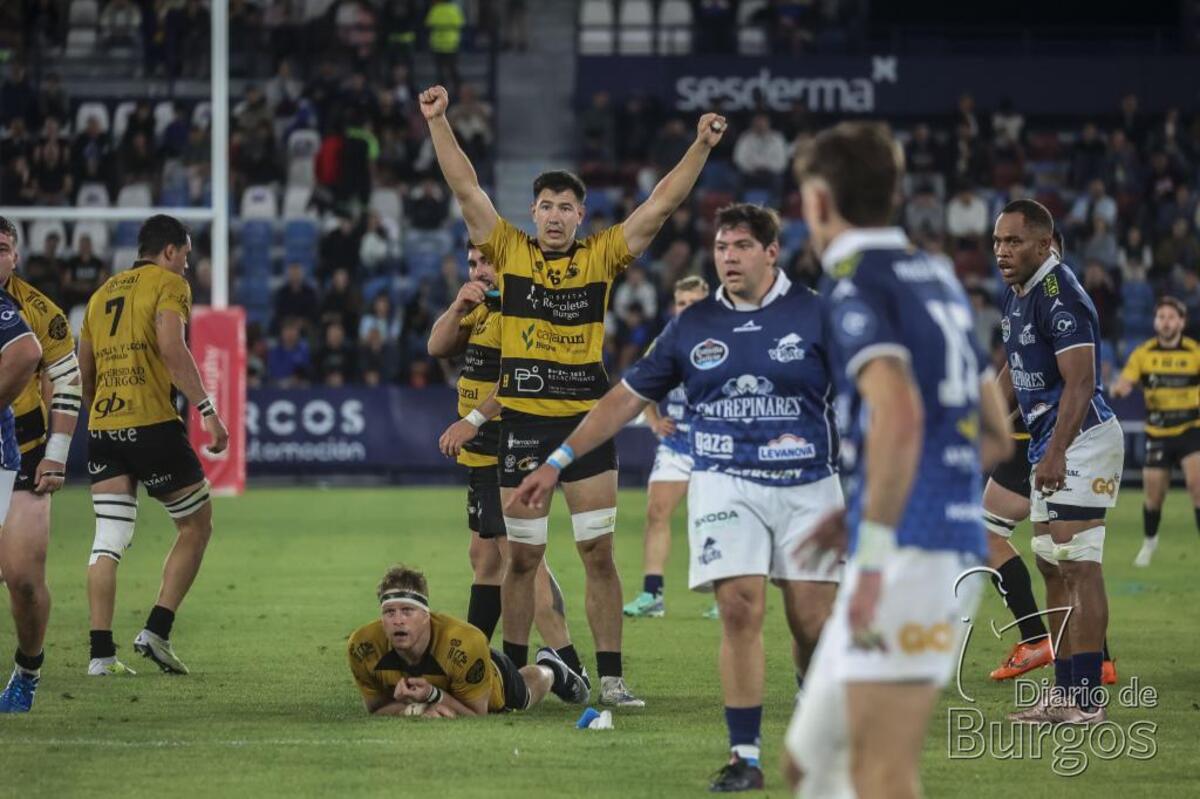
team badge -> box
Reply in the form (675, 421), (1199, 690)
(690, 338), (728, 370)
(768, 333), (805, 363)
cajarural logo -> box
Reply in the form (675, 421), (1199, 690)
(674, 57), (898, 113)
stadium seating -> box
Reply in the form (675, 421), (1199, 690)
(657, 0), (693, 54)
(369, 188), (403, 224)
(618, 0), (654, 55)
(579, 0), (616, 54)
(241, 186), (280, 220)
(71, 219), (110, 254)
(112, 100), (138, 141)
(76, 182), (111, 208)
(26, 219), (67, 255)
(74, 101), (110, 134)
(69, 0), (100, 27)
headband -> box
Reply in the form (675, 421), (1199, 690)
(379, 589), (429, 611)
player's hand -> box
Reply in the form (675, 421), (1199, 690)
(394, 677), (432, 704)
(1034, 446), (1067, 496)
(419, 86), (449, 120)
(506, 464), (560, 513)
(791, 508), (847, 575)
(649, 416), (677, 439)
(204, 414), (230, 455)
(33, 457), (66, 495)
(696, 113), (728, 149)
(451, 280), (489, 315)
(848, 570), (883, 643)
(439, 419), (480, 458)
(421, 703), (456, 719)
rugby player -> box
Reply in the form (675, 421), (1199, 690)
(622, 275), (710, 620)
(347, 565), (588, 716)
(993, 200), (1122, 724)
(428, 244), (583, 683)
(784, 122), (1013, 797)
(511, 204), (843, 791)
(1112, 295), (1200, 567)
(80, 215), (229, 676)
(422, 83), (726, 706)
(0, 215), (80, 712)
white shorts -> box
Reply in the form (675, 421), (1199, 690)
(785, 549), (985, 797)
(648, 445), (692, 483)
(686, 471), (844, 591)
(1029, 417), (1124, 523)
(0, 469), (14, 523)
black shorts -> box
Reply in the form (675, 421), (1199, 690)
(498, 411), (617, 489)
(490, 648), (530, 711)
(1144, 427), (1200, 469)
(990, 436), (1032, 498)
(468, 466), (506, 539)
(14, 442), (45, 492)
(87, 420), (205, 498)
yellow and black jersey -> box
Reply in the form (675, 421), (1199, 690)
(5, 275), (75, 452)
(81, 261), (191, 431)
(480, 218), (635, 417)
(457, 302), (501, 468)
(346, 612), (504, 712)
(1120, 337), (1200, 437)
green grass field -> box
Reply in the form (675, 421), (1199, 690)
(0, 486), (1197, 798)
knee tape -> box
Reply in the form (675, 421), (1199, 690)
(161, 481), (211, 519)
(571, 507), (616, 542)
(1031, 533), (1058, 566)
(504, 515), (549, 546)
(983, 511), (1018, 539)
(1052, 526), (1105, 563)
(90, 494), (137, 566)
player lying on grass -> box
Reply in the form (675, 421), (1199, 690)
(347, 565), (588, 717)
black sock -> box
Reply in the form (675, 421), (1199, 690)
(643, 574), (664, 596)
(995, 556), (1048, 642)
(14, 648), (43, 673)
(145, 605), (175, 640)
(503, 640), (528, 668)
(1194, 507), (1200, 535)
(596, 650), (621, 678)
(467, 584), (502, 641)
(1103, 638), (1112, 662)
(90, 630), (116, 659)
(556, 644), (583, 675)
(1144, 506), (1162, 539)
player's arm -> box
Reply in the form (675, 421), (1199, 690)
(439, 382), (502, 457)
(1110, 351), (1140, 398)
(995, 363), (1016, 410)
(621, 113), (727, 257)
(642, 399), (676, 438)
(978, 372), (1015, 471)
(1036, 345), (1095, 493)
(427, 284), (488, 357)
(36, 348), (84, 493)
(156, 309), (229, 455)
(419, 85), (498, 245)
(0, 335), (42, 408)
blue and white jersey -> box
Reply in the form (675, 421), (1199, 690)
(1000, 257), (1114, 464)
(822, 229), (986, 560)
(657, 384), (692, 455)
(0, 288), (35, 471)
(623, 271), (838, 487)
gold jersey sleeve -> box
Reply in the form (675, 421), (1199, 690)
(82, 263), (192, 430)
(1120, 337), (1200, 437)
(6, 275), (75, 450)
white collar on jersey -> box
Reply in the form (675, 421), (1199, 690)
(1017, 255), (1059, 297)
(819, 227), (910, 274)
(715, 269), (792, 311)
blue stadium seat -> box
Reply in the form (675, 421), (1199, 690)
(699, 160), (740, 193)
(781, 220), (809, 252)
(741, 189), (773, 207)
(283, 219), (319, 272)
(586, 189), (618, 220)
(113, 221), (139, 248)
(405, 250), (443, 278)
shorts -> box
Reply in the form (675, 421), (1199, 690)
(0, 470), (15, 522)
(686, 471), (844, 592)
(989, 436), (1031, 498)
(15, 442), (45, 492)
(1144, 426), (1200, 469)
(784, 548), (984, 796)
(87, 420), (205, 499)
(467, 466), (506, 539)
(649, 445), (693, 483)
(490, 648), (530, 711)
(1029, 418), (1124, 524)
(498, 411), (617, 489)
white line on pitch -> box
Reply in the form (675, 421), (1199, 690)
(0, 738), (404, 748)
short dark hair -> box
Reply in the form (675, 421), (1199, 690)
(1051, 227), (1065, 255)
(532, 170), (586, 204)
(999, 199), (1054, 235)
(0, 215), (17, 244)
(1157, 295), (1187, 318)
(793, 121), (901, 227)
(137, 214), (190, 258)
(714, 203), (781, 249)
(377, 565), (429, 602)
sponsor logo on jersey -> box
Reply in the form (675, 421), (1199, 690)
(945, 503), (982, 522)
(1019, 323), (1036, 346)
(733, 319), (762, 333)
(698, 535), (723, 565)
(1091, 477), (1117, 497)
(1008, 352), (1045, 390)
(504, 454), (516, 469)
(690, 338), (729, 370)
(942, 445), (978, 469)
(506, 434), (539, 450)
(695, 374), (803, 421)
(758, 433), (815, 461)
(0, 307), (20, 329)
(693, 431), (734, 459)
(513, 366), (545, 393)
(1028, 402), (1052, 421)
(1051, 311), (1077, 338)
(768, 333), (805, 363)
(1001, 317), (1011, 343)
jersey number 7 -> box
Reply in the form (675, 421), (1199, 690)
(105, 297), (125, 337)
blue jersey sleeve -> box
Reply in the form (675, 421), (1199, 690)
(622, 317), (684, 403)
(0, 295), (32, 352)
(828, 278), (908, 379)
(1038, 287), (1096, 355)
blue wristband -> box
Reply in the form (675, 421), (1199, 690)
(546, 444), (576, 471)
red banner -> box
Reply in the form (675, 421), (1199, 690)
(188, 306), (246, 496)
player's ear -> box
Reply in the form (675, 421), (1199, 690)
(765, 240), (780, 267)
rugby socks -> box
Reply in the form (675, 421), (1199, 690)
(994, 555), (1048, 642)
(146, 605), (175, 640)
(503, 641), (529, 668)
(1071, 651), (1104, 711)
(596, 650), (622, 679)
(556, 644), (583, 676)
(725, 706), (762, 766)
(1143, 507), (1161, 539)
(14, 648), (43, 677)
(90, 630), (116, 659)
(467, 584), (502, 641)
(643, 574), (664, 596)
(1054, 657), (1072, 690)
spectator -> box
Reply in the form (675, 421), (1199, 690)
(1105, 129), (1142, 196)
(192, 257), (213, 305)
(617, 95), (660, 163)
(503, 0), (530, 52)
(273, 262), (320, 334)
(174, 0), (211, 78)
(952, 121), (990, 188)
(1156, 184), (1196, 236)
(991, 97), (1024, 144)
(579, 92), (616, 164)
(650, 118), (691, 176)
(360, 325), (399, 386)
(265, 59), (303, 117)
(1082, 215), (1119, 271)
(905, 124), (945, 194)
(0, 118), (35, 165)
(649, 206), (700, 260)
(22, 231), (65, 302)
(31, 133), (72, 206)
(1145, 151), (1184, 215)
(1115, 92), (1147, 151)
(122, 101), (156, 146)
(1175, 269), (1200, 339)
(341, 72), (379, 124)
(945, 186), (989, 245)
(160, 106), (191, 159)
(359, 212), (398, 275)
(904, 182), (945, 240)
(1067, 179), (1118, 238)
(425, 0), (465, 93)
(315, 321), (358, 386)
(381, 1), (421, 70)
(1117, 225), (1153, 281)
(22, 0), (62, 50)
(70, 115), (113, 191)
(407, 179), (450, 230)
(319, 266), (362, 333)
(969, 287), (1001, 352)
(733, 113), (789, 200)
(1155, 218), (1200, 274)
(267, 317), (312, 387)
(100, 0), (142, 47)
(652, 239), (696, 297)
(63, 234), (107, 311)
(613, 263), (659, 323)
(247, 325), (268, 388)
(1070, 122), (1107, 186)
(955, 92), (981, 140)
(1119, 265), (1155, 345)
(0, 63), (36, 128)
(359, 292), (402, 342)
(234, 120), (281, 188)
(1083, 259), (1119, 341)
(340, 111), (378, 206)
(118, 132), (157, 185)
(1, 155), (38, 206)
(447, 83), (493, 165)
(234, 86), (273, 135)
(35, 73), (69, 128)
(319, 212), (362, 281)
